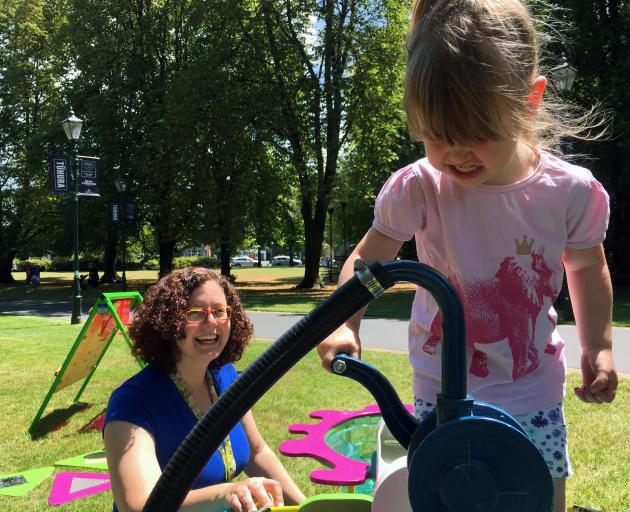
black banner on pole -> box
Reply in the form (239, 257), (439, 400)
(125, 202), (136, 224)
(77, 156), (100, 195)
(111, 202), (121, 224)
(48, 155), (70, 195)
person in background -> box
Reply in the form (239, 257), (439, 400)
(104, 267), (305, 512)
(25, 261), (32, 284)
(87, 262), (99, 288)
(317, 1), (618, 510)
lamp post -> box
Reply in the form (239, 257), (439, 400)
(61, 110), (83, 324)
(340, 201), (347, 262)
(114, 176), (128, 291)
(327, 207), (334, 282)
(550, 55), (577, 322)
(549, 54), (577, 93)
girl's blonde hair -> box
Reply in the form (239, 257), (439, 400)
(404, 0), (601, 150)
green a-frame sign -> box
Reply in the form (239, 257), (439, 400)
(29, 292), (145, 435)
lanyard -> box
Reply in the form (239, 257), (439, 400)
(170, 370), (237, 482)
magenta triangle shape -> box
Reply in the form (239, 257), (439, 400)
(48, 471), (111, 505)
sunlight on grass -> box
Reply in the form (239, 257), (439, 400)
(0, 316), (627, 510)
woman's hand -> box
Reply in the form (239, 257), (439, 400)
(223, 477), (284, 512)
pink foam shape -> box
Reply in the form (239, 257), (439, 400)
(279, 404), (413, 486)
(48, 471), (111, 505)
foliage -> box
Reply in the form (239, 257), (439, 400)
(552, 0), (630, 284)
(0, 0), (70, 282)
(172, 256), (219, 270)
(13, 258), (53, 272)
(0, 0), (628, 288)
(259, 0), (412, 288)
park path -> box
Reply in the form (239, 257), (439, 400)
(1, 300), (627, 374)
(247, 311), (629, 376)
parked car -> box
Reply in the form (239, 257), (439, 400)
(230, 256), (256, 267)
(272, 255), (302, 266)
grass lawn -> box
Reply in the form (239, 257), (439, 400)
(0, 316), (628, 511)
(3, 268), (630, 326)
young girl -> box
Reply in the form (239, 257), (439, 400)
(317, 1), (618, 510)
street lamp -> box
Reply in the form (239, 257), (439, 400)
(62, 110), (83, 324)
(549, 54), (577, 93)
(550, 55), (577, 321)
(114, 176), (128, 291)
(327, 207), (334, 282)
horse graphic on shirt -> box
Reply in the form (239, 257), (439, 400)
(422, 236), (557, 380)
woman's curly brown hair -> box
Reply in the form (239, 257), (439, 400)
(129, 267), (253, 374)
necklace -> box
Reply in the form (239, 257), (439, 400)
(170, 370), (237, 482)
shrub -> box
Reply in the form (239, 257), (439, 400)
(173, 256), (218, 269)
(49, 256), (75, 271)
(143, 259), (159, 270)
(15, 258), (53, 271)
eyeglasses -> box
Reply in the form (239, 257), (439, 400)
(185, 306), (232, 323)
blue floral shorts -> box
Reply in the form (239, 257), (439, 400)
(414, 398), (572, 478)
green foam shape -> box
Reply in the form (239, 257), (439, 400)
(300, 493), (373, 512)
(0, 466), (55, 497)
(54, 450), (108, 470)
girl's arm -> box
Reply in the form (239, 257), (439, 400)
(317, 227), (404, 369)
(104, 421), (285, 512)
(241, 410), (306, 506)
(563, 244), (618, 403)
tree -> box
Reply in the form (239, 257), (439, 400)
(259, 0), (410, 288)
(0, 0), (69, 282)
(555, 0), (630, 283)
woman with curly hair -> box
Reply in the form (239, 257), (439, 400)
(104, 267), (305, 512)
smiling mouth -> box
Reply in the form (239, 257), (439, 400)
(195, 335), (218, 345)
(448, 164), (483, 179)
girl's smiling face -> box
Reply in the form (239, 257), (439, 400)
(422, 137), (537, 187)
(177, 280), (231, 370)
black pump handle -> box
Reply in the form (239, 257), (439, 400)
(331, 353), (419, 448)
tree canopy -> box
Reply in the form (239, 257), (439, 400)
(0, 0), (628, 285)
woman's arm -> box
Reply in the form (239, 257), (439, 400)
(563, 244), (618, 403)
(241, 411), (306, 505)
(105, 421), (283, 512)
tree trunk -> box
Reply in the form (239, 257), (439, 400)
(297, 210), (325, 289)
(0, 251), (17, 284)
(159, 239), (175, 277)
(100, 227), (118, 283)
(220, 236), (232, 278)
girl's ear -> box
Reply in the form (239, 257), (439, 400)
(527, 75), (547, 113)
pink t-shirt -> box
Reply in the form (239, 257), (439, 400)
(373, 151), (609, 414)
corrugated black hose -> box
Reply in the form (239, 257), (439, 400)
(142, 260), (465, 511)
(142, 261), (394, 511)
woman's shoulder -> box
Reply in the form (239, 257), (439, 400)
(112, 365), (169, 397)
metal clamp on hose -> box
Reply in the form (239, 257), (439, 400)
(354, 259), (385, 298)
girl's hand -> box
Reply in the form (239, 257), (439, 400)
(223, 477), (283, 512)
(574, 349), (618, 404)
(317, 325), (361, 372)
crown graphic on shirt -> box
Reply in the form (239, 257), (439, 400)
(514, 235), (534, 255)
